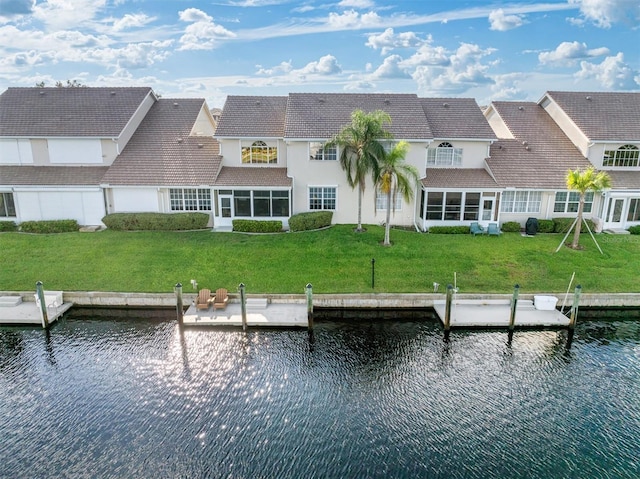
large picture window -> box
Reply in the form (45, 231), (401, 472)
(501, 191), (541, 213)
(309, 142), (337, 161)
(0, 192), (16, 217)
(603, 145), (639, 167)
(170, 189), (211, 211)
(424, 191), (481, 221)
(554, 191), (593, 213)
(242, 141), (278, 164)
(427, 142), (463, 166)
(230, 190), (290, 217)
(309, 187), (336, 210)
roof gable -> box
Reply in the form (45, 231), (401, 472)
(0, 87), (153, 137)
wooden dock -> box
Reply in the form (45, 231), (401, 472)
(182, 301), (308, 327)
(0, 295), (73, 327)
(433, 298), (570, 328)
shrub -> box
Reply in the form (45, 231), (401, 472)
(501, 221), (521, 233)
(537, 219), (554, 233)
(232, 219), (282, 233)
(102, 213), (209, 231)
(289, 211), (333, 232)
(19, 220), (79, 233)
(552, 217), (595, 233)
(628, 225), (640, 235)
(0, 221), (17, 232)
(428, 226), (469, 234)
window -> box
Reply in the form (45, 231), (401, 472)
(427, 142), (463, 166)
(0, 192), (16, 217)
(170, 189), (211, 211)
(310, 142), (337, 161)
(554, 191), (594, 213)
(234, 190), (251, 216)
(241, 141), (278, 164)
(251, 190), (290, 217)
(628, 199), (640, 222)
(424, 191), (480, 221)
(603, 145), (639, 167)
(463, 193), (480, 220)
(376, 190), (403, 210)
(309, 187), (336, 210)
(501, 191), (541, 213)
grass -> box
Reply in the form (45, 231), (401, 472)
(0, 225), (638, 295)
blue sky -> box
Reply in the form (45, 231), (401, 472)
(0, 0), (638, 108)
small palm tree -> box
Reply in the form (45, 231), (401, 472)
(330, 109), (393, 232)
(377, 141), (419, 246)
(566, 166), (611, 249)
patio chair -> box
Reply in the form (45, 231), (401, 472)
(470, 222), (485, 236)
(196, 288), (212, 309)
(213, 288), (229, 310)
(488, 223), (502, 236)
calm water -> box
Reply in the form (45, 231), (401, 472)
(1, 313), (639, 479)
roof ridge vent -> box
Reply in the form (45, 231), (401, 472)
(110, 91), (116, 96)
(173, 102), (179, 107)
(585, 96), (592, 100)
(177, 137), (183, 143)
(256, 100), (261, 106)
(197, 143), (204, 149)
(518, 106), (524, 110)
(442, 102), (449, 107)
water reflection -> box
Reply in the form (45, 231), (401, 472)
(0, 315), (639, 479)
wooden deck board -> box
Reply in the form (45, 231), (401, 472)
(182, 302), (308, 327)
(0, 301), (73, 326)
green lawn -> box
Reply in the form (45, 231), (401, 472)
(1, 225), (638, 295)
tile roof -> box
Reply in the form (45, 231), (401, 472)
(419, 98), (496, 140)
(605, 170), (640, 189)
(214, 167), (292, 187)
(284, 93), (432, 139)
(421, 168), (498, 188)
(101, 99), (221, 187)
(486, 101), (592, 189)
(544, 91), (640, 142)
(214, 96), (288, 137)
(0, 87), (153, 137)
(0, 166), (108, 186)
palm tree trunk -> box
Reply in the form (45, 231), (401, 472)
(356, 183), (364, 232)
(571, 194), (585, 249)
(383, 190), (392, 245)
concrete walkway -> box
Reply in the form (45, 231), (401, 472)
(182, 301), (308, 327)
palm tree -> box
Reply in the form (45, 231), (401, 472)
(330, 109), (393, 232)
(377, 141), (419, 246)
(566, 166), (611, 249)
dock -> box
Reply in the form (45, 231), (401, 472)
(182, 300), (308, 328)
(432, 298), (570, 328)
(0, 294), (73, 327)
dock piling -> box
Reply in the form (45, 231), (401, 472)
(36, 281), (49, 329)
(306, 283), (313, 331)
(175, 283), (183, 325)
(444, 284), (453, 340)
(509, 284), (520, 331)
(239, 283), (247, 331)
(568, 285), (582, 330)
(371, 258), (375, 289)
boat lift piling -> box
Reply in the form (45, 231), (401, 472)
(239, 283), (247, 331)
(444, 284), (453, 340)
(306, 283), (314, 332)
(175, 283), (183, 326)
(36, 281), (49, 329)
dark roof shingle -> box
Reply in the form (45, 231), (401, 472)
(422, 168), (498, 188)
(420, 98), (496, 140)
(214, 167), (292, 187)
(0, 166), (108, 186)
(214, 96), (288, 137)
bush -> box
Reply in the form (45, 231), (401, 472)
(102, 213), (209, 231)
(0, 221), (17, 232)
(552, 217), (595, 233)
(537, 219), (554, 233)
(232, 219), (282, 233)
(428, 226), (470, 234)
(19, 220), (79, 233)
(289, 211), (333, 232)
(628, 225), (640, 235)
(501, 221), (521, 233)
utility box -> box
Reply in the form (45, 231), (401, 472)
(525, 217), (538, 235)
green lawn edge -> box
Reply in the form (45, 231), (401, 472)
(1, 225), (638, 295)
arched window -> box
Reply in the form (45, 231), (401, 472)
(427, 142), (462, 166)
(242, 140), (278, 164)
(603, 144), (639, 167)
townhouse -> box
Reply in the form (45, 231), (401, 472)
(1, 87), (638, 232)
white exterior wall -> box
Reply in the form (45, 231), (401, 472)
(484, 108), (513, 139)
(218, 138), (286, 167)
(13, 188), (105, 225)
(191, 106), (217, 136)
(0, 139), (34, 164)
(48, 139), (103, 164)
(110, 188), (161, 213)
(114, 92), (156, 158)
(540, 98), (591, 156)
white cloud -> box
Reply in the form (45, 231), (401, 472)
(371, 54), (411, 79)
(576, 52), (640, 89)
(300, 55), (342, 75)
(488, 9), (526, 31)
(178, 8), (236, 50)
(32, 0), (109, 30)
(338, 0), (374, 8)
(569, 0), (640, 28)
(539, 41), (609, 65)
(365, 28), (424, 55)
(256, 60), (293, 75)
(327, 9), (382, 29)
(112, 13), (156, 32)
(400, 39), (450, 68)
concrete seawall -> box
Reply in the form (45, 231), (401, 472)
(3, 291), (640, 309)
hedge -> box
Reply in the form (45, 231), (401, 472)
(501, 221), (521, 233)
(552, 217), (596, 233)
(0, 221), (17, 232)
(428, 226), (469, 234)
(19, 219), (79, 234)
(537, 219), (555, 233)
(102, 213), (209, 231)
(289, 211), (333, 232)
(232, 219), (282, 233)
(628, 225), (640, 235)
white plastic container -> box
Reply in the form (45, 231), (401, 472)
(534, 295), (558, 311)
